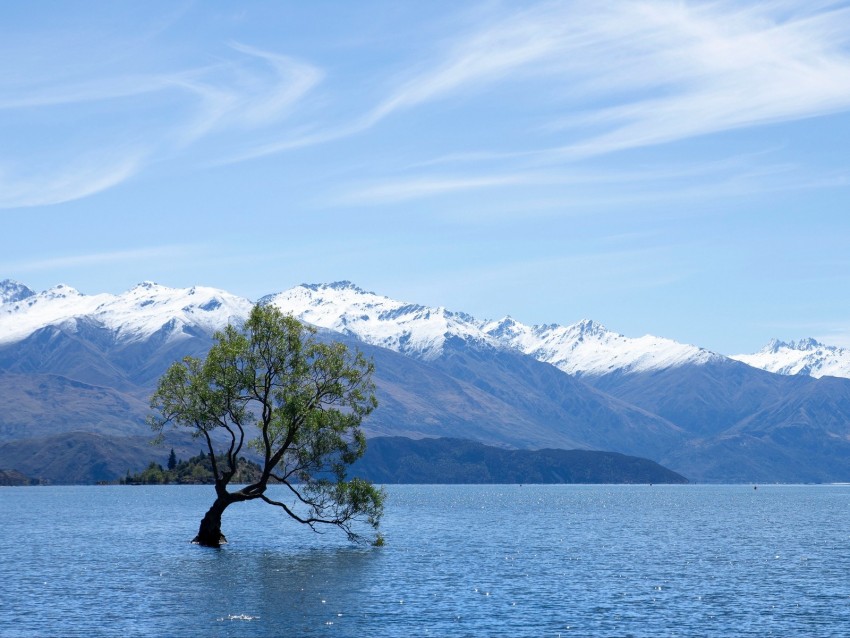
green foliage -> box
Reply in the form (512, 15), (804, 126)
(125, 461), (167, 485)
(148, 304), (384, 543)
(123, 452), (264, 485)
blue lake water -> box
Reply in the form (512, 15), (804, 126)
(2, 484), (850, 637)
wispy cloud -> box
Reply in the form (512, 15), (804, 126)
(359, 1), (850, 154)
(172, 44), (323, 146)
(227, 3), (575, 162)
(544, 2), (850, 158)
(1, 245), (202, 274)
(0, 75), (176, 110)
(226, 43), (323, 127)
(335, 149), (844, 209)
(6, 1), (850, 209)
(0, 38), (321, 208)
(362, 7), (564, 126)
(334, 1), (850, 203)
(392, 1), (850, 159)
(339, 173), (542, 204)
(0, 154), (143, 209)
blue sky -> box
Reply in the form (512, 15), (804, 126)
(2, 0), (850, 353)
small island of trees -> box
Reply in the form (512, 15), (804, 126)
(122, 449), (267, 485)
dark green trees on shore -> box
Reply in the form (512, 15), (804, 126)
(123, 451), (264, 485)
(149, 304), (384, 547)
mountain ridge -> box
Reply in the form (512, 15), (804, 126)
(6, 278), (848, 380)
(732, 338), (850, 379)
(3, 278), (850, 482)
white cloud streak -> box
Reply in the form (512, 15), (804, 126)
(226, 43), (323, 128)
(546, 2), (850, 158)
(171, 44), (323, 146)
(0, 41), (321, 208)
(324, 1), (849, 151)
(1, 245), (200, 274)
(340, 174), (541, 204)
(337, 150), (845, 207)
(0, 154), (143, 209)
(326, 0), (850, 204)
(6, 1), (850, 208)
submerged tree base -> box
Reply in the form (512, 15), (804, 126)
(191, 532), (227, 547)
(191, 495), (233, 547)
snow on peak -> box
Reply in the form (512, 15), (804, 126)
(732, 338), (850, 379)
(0, 279), (36, 305)
(0, 282), (253, 346)
(132, 281), (160, 291)
(99, 282), (253, 341)
(302, 281), (373, 295)
(261, 282), (495, 359)
(263, 282), (719, 374)
(0, 278), (729, 376)
(44, 283), (82, 299)
(572, 318), (608, 338)
(793, 337), (821, 351)
(764, 338), (788, 353)
(482, 316), (718, 377)
(484, 316), (524, 340)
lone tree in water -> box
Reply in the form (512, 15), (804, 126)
(149, 304), (384, 547)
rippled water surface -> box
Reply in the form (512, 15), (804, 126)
(2, 484), (850, 637)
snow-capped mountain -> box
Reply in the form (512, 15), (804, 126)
(0, 278), (737, 376)
(261, 281), (498, 360)
(6, 278), (850, 483)
(480, 316), (721, 377)
(0, 280), (253, 346)
(263, 281), (719, 374)
(732, 338), (850, 379)
(5, 278), (827, 382)
(0, 279), (36, 304)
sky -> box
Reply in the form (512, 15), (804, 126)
(2, 0), (850, 354)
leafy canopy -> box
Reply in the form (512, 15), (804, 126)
(149, 304), (383, 542)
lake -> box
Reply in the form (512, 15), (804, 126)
(1, 484), (849, 637)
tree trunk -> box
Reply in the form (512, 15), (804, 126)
(192, 495), (232, 547)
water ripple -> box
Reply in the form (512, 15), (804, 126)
(2, 484), (850, 636)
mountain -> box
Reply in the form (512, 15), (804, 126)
(481, 317), (721, 377)
(3, 278), (850, 483)
(350, 437), (688, 484)
(0, 279), (35, 305)
(0, 281), (252, 348)
(662, 374), (850, 483)
(0, 281), (251, 446)
(0, 280), (685, 481)
(260, 282), (720, 377)
(0, 371), (151, 440)
(580, 358), (850, 481)
(731, 338), (850, 380)
(259, 282), (850, 482)
(0, 280), (253, 392)
(0, 431), (204, 484)
(0, 468), (41, 486)
(260, 281), (495, 360)
(264, 284), (687, 459)
(0, 283), (682, 457)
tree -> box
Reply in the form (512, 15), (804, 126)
(167, 448), (177, 470)
(149, 304), (384, 547)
